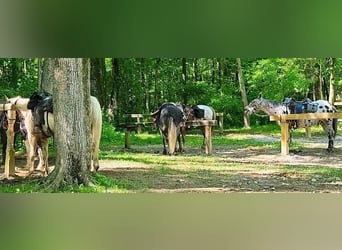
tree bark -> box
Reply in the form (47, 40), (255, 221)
(182, 58), (187, 104)
(90, 58), (106, 107)
(45, 58), (92, 190)
(39, 58), (55, 93)
(327, 58), (336, 104)
(236, 58), (250, 128)
(109, 58), (120, 123)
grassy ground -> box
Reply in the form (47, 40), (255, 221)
(1, 122), (342, 193)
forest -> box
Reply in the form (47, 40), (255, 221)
(1, 58), (341, 128)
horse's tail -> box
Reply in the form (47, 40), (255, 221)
(168, 117), (177, 155)
(211, 107), (216, 120)
(90, 96), (102, 171)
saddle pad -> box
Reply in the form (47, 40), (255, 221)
(295, 104), (304, 113)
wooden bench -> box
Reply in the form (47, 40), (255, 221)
(270, 112), (342, 155)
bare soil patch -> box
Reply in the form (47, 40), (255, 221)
(2, 134), (342, 192)
(98, 135), (342, 193)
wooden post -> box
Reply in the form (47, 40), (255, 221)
(5, 108), (16, 178)
(216, 112), (224, 135)
(280, 121), (289, 156)
(130, 114), (143, 134)
(125, 128), (131, 149)
(305, 127), (311, 138)
(204, 125), (212, 154)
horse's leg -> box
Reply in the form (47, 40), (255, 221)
(321, 120), (334, 152)
(89, 135), (99, 173)
(1, 129), (6, 164)
(180, 126), (186, 152)
(36, 138), (48, 175)
(27, 134), (37, 173)
(177, 134), (182, 153)
(201, 127), (206, 149)
(163, 135), (168, 155)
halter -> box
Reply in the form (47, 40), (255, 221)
(253, 112), (270, 118)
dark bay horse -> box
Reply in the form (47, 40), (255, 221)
(244, 94), (338, 152)
(151, 103), (187, 155)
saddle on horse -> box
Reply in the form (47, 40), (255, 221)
(282, 97), (318, 128)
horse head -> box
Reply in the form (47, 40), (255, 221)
(244, 96), (265, 115)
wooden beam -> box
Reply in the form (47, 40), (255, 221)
(280, 122), (289, 156)
(182, 120), (217, 127)
(0, 103), (15, 112)
(270, 112), (342, 121)
(5, 108), (16, 178)
(204, 125), (212, 154)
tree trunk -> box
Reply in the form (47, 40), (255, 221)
(45, 58), (92, 190)
(109, 58), (120, 123)
(193, 58), (198, 82)
(181, 58), (187, 104)
(154, 58), (161, 108)
(327, 58), (336, 104)
(90, 58), (106, 107)
(39, 58), (55, 93)
(140, 58), (149, 112)
(236, 58), (250, 128)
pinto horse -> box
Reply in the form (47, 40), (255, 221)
(6, 94), (102, 175)
(151, 103), (186, 155)
(188, 104), (216, 147)
(244, 94), (338, 152)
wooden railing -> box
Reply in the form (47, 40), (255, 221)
(119, 114), (219, 154)
(270, 112), (342, 155)
(0, 103), (16, 178)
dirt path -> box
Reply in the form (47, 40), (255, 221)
(2, 134), (342, 192)
(98, 135), (342, 193)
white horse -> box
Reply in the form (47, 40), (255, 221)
(6, 95), (102, 175)
(244, 94), (338, 152)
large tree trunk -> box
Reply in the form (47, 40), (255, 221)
(45, 58), (92, 190)
(236, 58), (250, 128)
(39, 58), (55, 93)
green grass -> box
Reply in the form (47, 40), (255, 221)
(1, 121), (342, 193)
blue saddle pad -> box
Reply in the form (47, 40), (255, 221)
(295, 104), (304, 113)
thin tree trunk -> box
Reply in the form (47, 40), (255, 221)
(182, 58), (187, 104)
(45, 58), (92, 190)
(154, 58), (160, 108)
(193, 58), (198, 82)
(140, 58), (149, 112)
(327, 58), (336, 104)
(236, 58), (250, 128)
(109, 58), (119, 123)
